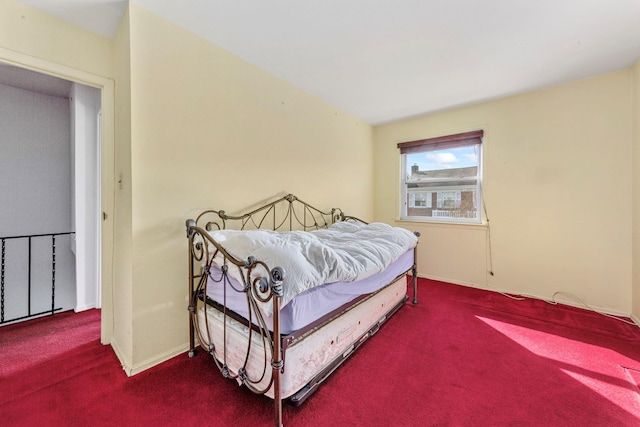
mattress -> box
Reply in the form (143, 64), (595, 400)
(197, 274), (408, 399)
(205, 249), (414, 334)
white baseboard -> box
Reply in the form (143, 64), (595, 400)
(74, 304), (96, 313)
(416, 273), (476, 288)
(109, 340), (132, 376)
(109, 337), (191, 377)
(129, 343), (190, 376)
(416, 273), (635, 320)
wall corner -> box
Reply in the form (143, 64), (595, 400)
(632, 59), (640, 321)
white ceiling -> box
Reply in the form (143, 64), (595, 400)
(13, 0), (640, 125)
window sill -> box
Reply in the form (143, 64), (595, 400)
(394, 218), (489, 230)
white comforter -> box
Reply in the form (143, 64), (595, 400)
(207, 222), (418, 316)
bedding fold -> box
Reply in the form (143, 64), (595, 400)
(206, 222), (417, 316)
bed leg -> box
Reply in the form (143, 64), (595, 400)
(272, 348), (284, 426)
(412, 233), (419, 304)
(271, 344), (283, 426)
(188, 303), (197, 357)
(272, 324), (284, 426)
(271, 274), (284, 427)
(274, 383), (283, 427)
(187, 223), (197, 358)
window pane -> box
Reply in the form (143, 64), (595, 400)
(402, 143), (481, 222)
(406, 145), (479, 179)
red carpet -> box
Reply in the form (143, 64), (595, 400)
(1, 278), (639, 426)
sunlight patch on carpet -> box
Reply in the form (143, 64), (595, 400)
(476, 316), (640, 417)
(622, 366), (640, 403)
(560, 368), (640, 415)
(475, 315), (586, 358)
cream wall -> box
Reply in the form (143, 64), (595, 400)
(633, 60), (640, 323)
(111, 6), (134, 370)
(124, 4), (373, 372)
(0, 0), (112, 78)
(374, 70), (634, 315)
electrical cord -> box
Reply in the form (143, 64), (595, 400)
(497, 292), (525, 301)
(481, 182), (494, 279)
(548, 291), (638, 326)
(504, 291), (639, 327)
(477, 179), (636, 328)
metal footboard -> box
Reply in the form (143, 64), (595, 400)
(186, 194), (418, 427)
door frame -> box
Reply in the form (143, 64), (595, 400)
(0, 47), (115, 345)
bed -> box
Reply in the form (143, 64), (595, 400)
(186, 194), (419, 427)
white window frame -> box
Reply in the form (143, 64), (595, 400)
(399, 131), (483, 224)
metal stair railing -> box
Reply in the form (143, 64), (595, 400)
(0, 232), (74, 325)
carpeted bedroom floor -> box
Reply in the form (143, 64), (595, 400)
(1, 278), (639, 426)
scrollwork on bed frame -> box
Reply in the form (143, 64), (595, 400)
(186, 193), (363, 427)
(193, 193), (363, 233)
(186, 193), (418, 427)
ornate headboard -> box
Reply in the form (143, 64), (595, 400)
(187, 193), (362, 234)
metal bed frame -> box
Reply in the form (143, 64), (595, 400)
(186, 194), (418, 427)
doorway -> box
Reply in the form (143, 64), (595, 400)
(0, 63), (99, 322)
(0, 52), (115, 344)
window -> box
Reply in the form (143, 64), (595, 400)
(398, 130), (483, 223)
(409, 192), (431, 208)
